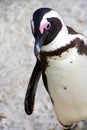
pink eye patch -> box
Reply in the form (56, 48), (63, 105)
(39, 22), (51, 34)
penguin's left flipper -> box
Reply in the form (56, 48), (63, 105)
(24, 59), (42, 115)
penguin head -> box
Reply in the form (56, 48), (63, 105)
(30, 8), (68, 56)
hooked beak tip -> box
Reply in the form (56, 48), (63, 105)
(34, 32), (48, 57)
(34, 44), (40, 57)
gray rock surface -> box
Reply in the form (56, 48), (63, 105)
(0, 0), (87, 130)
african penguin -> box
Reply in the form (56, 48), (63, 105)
(24, 8), (87, 130)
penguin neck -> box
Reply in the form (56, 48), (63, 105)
(55, 23), (69, 47)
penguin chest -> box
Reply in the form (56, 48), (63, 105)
(44, 48), (87, 125)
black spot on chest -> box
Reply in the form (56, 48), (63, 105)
(64, 87), (67, 90)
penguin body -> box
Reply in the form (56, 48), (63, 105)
(25, 8), (87, 129)
(42, 44), (87, 126)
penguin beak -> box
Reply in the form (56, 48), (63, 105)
(34, 33), (48, 57)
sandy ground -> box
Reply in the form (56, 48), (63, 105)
(0, 0), (87, 130)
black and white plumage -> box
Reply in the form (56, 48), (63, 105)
(24, 8), (87, 130)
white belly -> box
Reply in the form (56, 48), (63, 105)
(45, 48), (87, 126)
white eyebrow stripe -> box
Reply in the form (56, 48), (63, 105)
(40, 10), (63, 26)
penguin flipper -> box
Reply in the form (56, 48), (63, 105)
(24, 59), (42, 115)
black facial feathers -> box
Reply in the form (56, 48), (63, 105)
(33, 8), (52, 37)
(44, 17), (62, 45)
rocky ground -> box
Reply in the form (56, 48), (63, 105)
(0, 0), (87, 130)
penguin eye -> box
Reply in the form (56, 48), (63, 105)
(45, 22), (51, 30)
(40, 22), (51, 34)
